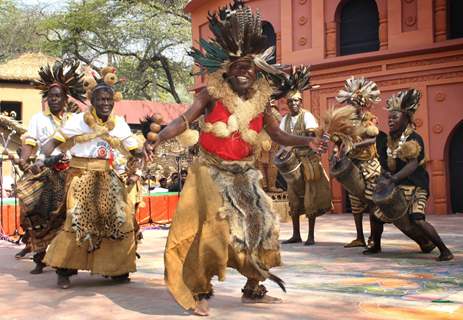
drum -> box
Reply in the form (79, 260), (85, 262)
(372, 177), (409, 223)
(330, 156), (365, 199)
(274, 147), (305, 198)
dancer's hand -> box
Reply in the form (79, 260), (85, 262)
(143, 141), (157, 162)
(29, 160), (44, 174)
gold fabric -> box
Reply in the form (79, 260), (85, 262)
(70, 157), (112, 171)
(164, 158), (281, 310)
(287, 154), (333, 217)
(43, 167), (137, 276)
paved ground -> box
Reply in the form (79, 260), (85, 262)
(1, 214), (463, 320)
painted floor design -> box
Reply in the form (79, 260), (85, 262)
(0, 214), (462, 319)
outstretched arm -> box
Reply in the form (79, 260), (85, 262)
(156, 88), (210, 145)
(263, 107), (322, 151)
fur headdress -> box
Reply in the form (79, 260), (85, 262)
(189, 0), (283, 79)
(33, 59), (86, 102)
(82, 66), (123, 102)
(336, 76), (380, 108)
(386, 89), (421, 115)
(272, 65), (316, 100)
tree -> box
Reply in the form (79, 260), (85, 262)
(0, 0), (57, 62)
(40, 0), (193, 103)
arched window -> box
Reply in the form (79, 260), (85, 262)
(339, 0), (380, 56)
(448, 0), (463, 39)
(262, 21), (277, 64)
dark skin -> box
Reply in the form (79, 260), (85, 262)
(19, 86), (68, 173)
(365, 110), (453, 261)
(148, 60), (325, 155)
(42, 89), (148, 174)
(149, 60), (325, 315)
(287, 97), (302, 116)
(282, 96), (319, 246)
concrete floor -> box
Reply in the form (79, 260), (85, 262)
(1, 214), (462, 320)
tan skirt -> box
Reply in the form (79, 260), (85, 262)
(44, 167), (137, 276)
(164, 157), (281, 310)
(287, 155), (333, 217)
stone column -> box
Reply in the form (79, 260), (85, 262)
(434, 0), (447, 42)
(325, 21), (337, 58)
(379, 12), (388, 49)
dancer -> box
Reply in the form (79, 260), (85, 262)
(146, 1), (325, 316)
(16, 59), (84, 274)
(335, 77), (381, 248)
(41, 66), (148, 288)
(366, 89), (453, 261)
(279, 66), (332, 245)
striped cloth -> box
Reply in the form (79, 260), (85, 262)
(348, 158), (381, 214)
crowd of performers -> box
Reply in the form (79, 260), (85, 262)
(11, 0), (453, 317)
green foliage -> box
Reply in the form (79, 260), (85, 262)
(0, 0), (58, 62)
(39, 0), (193, 103)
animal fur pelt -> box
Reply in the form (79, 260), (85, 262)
(208, 165), (285, 292)
(323, 106), (357, 153)
(397, 140), (421, 161)
(69, 170), (127, 252)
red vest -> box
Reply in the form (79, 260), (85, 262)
(199, 100), (264, 161)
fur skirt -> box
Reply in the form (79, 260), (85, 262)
(164, 154), (282, 310)
(18, 168), (67, 252)
(43, 167), (137, 276)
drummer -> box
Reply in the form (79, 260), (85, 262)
(279, 66), (333, 246)
(366, 89), (453, 261)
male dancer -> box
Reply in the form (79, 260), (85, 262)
(147, 1), (326, 316)
(17, 60), (84, 274)
(367, 89), (453, 261)
(280, 66), (332, 245)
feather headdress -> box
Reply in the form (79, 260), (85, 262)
(336, 76), (380, 108)
(272, 65), (315, 100)
(386, 89), (421, 114)
(189, 0), (283, 80)
(33, 59), (86, 102)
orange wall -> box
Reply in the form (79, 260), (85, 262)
(186, 0), (463, 214)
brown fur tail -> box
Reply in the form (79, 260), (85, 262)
(248, 253), (286, 293)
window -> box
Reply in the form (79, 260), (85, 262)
(448, 0), (463, 39)
(262, 21), (277, 64)
(0, 101), (22, 121)
(339, 0), (380, 56)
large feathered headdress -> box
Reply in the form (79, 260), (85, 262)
(386, 89), (421, 115)
(272, 65), (317, 100)
(33, 59), (86, 102)
(336, 76), (381, 108)
(189, 0), (280, 77)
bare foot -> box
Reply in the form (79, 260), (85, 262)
(344, 239), (366, 248)
(242, 294), (282, 304)
(304, 238), (315, 246)
(194, 299), (209, 316)
(282, 236), (302, 244)
(436, 250), (454, 261)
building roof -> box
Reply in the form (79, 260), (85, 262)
(0, 53), (57, 82)
(0, 114), (26, 135)
(114, 100), (188, 125)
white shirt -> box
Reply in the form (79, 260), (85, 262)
(54, 112), (139, 159)
(279, 110), (318, 132)
(25, 111), (71, 156)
